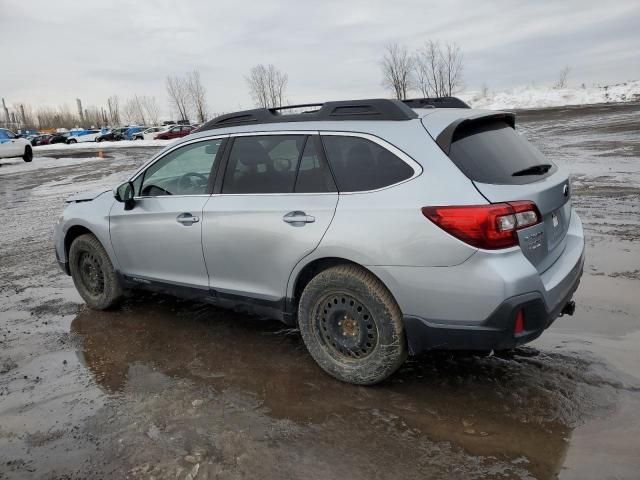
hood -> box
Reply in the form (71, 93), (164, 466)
(65, 189), (110, 203)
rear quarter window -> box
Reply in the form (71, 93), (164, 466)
(448, 120), (557, 185)
(321, 135), (414, 192)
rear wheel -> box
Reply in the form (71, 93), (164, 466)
(69, 233), (123, 310)
(298, 265), (407, 385)
(22, 146), (32, 162)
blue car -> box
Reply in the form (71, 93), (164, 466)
(66, 129), (101, 144)
(123, 126), (145, 140)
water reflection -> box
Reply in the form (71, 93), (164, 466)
(71, 294), (585, 478)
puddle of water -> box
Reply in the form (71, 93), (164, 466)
(61, 292), (623, 479)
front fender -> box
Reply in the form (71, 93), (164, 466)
(54, 192), (119, 271)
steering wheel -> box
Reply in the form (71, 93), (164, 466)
(177, 172), (209, 193)
(272, 157), (292, 172)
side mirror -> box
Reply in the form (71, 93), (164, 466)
(114, 181), (135, 210)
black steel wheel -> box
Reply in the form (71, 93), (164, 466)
(69, 233), (123, 310)
(298, 264), (406, 385)
(315, 292), (379, 360)
(78, 251), (105, 296)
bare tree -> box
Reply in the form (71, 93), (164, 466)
(380, 42), (413, 99)
(186, 70), (208, 123)
(480, 82), (489, 98)
(140, 96), (160, 125)
(107, 96), (120, 126)
(554, 65), (571, 89)
(35, 104), (80, 129)
(414, 40), (464, 97)
(166, 75), (190, 121)
(121, 95), (160, 125)
(443, 42), (464, 96)
(246, 64), (288, 108)
(83, 106), (104, 128)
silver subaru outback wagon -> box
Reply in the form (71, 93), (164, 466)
(54, 98), (584, 385)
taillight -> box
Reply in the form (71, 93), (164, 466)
(514, 309), (525, 335)
(421, 201), (541, 250)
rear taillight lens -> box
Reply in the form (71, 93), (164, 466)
(421, 201), (541, 250)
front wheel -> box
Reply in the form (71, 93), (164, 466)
(67, 139), (77, 144)
(69, 233), (123, 310)
(298, 265), (407, 385)
(22, 146), (33, 162)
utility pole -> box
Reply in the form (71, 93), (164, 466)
(1, 98), (9, 124)
(76, 98), (84, 124)
(19, 104), (26, 126)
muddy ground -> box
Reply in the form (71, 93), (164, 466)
(1, 103), (639, 479)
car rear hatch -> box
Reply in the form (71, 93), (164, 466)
(422, 110), (572, 273)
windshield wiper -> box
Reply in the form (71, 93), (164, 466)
(512, 164), (552, 176)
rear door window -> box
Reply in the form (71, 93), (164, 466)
(222, 135), (304, 194)
(448, 120), (557, 185)
(321, 135), (414, 192)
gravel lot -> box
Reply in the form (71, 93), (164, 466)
(1, 103), (639, 479)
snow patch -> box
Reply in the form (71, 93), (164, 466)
(34, 139), (173, 152)
(460, 80), (640, 110)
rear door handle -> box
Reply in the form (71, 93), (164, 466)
(283, 211), (315, 226)
(176, 212), (200, 225)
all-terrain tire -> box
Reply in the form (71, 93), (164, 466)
(22, 146), (33, 162)
(69, 233), (123, 310)
(298, 264), (407, 385)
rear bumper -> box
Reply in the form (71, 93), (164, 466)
(369, 210), (585, 354)
(403, 250), (584, 353)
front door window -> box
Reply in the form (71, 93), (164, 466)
(140, 139), (223, 196)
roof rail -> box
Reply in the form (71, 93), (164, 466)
(195, 99), (419, 132)
(402, 97), (470, 109)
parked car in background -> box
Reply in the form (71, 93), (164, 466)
(0, 128), (33, 162)
(123, 126), (145, 140)
(27, 134), (42, 146)
(133, 126), (167, 140)
(16, 129), (39, 138)
(50, 132), (71, 144)
(35, 134), (53, 146)
(67, 129), (101, 144)
(154, 125), (193, 140)
(96, 127), (128, 142)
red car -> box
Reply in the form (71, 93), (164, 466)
(155, 125), (194, 140)
(35, 134), (53, 146)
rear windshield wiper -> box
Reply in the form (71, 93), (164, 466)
(512, 164), (552, 176)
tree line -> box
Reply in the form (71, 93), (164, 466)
(380, 40), (464, 100)
(2, 43), (580, 131)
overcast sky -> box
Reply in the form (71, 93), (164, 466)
(1, 0), (639, 119)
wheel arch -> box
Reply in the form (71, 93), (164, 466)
(64, 224), (95, 261)
(287, 257), (399, 323)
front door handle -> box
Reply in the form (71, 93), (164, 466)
(283, 211), (315, 226)
(176, 213), (200, 226)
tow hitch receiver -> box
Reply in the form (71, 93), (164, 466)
(560, 300), (576, 317)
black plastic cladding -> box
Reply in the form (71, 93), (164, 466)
(194, 97), (470, 132)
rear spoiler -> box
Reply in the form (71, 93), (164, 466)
(436, 112), (516, 155)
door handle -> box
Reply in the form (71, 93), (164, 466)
(176, 213), (200, 225)
(283, 211), (315, 226)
